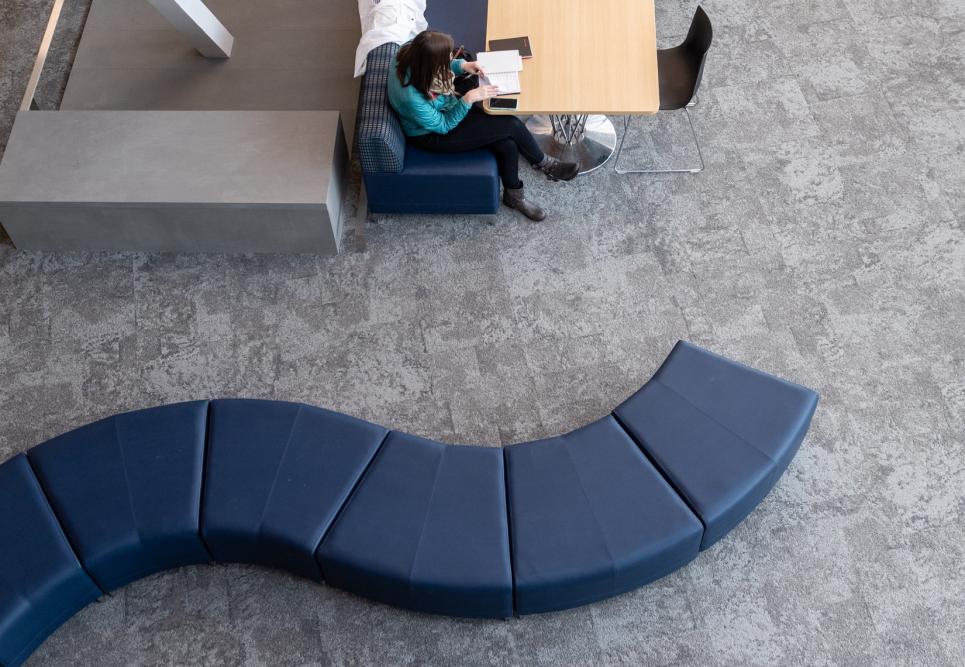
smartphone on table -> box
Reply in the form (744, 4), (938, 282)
(489, 97), (518, 111)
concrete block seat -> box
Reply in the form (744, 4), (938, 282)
(0, 342), (817, 665)
(0, 111), (349, 254)
(358, 0), (500, 215)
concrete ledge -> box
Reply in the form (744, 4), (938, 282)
(60, 0), (361, 142)
(0, 110), (347, 254)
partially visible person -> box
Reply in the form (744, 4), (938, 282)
(387, 30), (579, 222)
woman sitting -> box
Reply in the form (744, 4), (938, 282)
(387, 30), (579, 222)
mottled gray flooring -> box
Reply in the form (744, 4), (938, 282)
(2, 0), (964, 665)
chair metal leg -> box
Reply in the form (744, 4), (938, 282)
(613, 108), (705, 175)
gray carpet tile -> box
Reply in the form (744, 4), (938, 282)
(1, 0), (963, 665)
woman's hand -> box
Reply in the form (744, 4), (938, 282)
(463, 84), (500, 104)
(461, 61), (486, 77)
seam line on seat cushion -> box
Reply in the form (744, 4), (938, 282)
(610, 409), (706, 536)
(22, 453), (107, 597)
(654, 378), (778, 464)
(560, 436), (618, 595)
(406, 445), (447, 596)
(502, 447), (519, 617)
(256, 405), (303, 543)
(113, 416), (144, 587)
(313, 428), (392, 579)
(198, 400), (217, 561)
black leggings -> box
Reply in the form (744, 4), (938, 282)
(407, 107), (545, 189)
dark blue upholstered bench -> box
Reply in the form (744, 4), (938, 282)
(0, 456), (101, 667)
(358, 0), (500, 215)
(27, 401), (211, 592)
(318, 432), (513, 618)
(358, 45), (500, 215)
(202, 400), (387, 581)
(0, 341), (817, 665)
(615, 342), (818, 549)
(505, 417), (703, 614)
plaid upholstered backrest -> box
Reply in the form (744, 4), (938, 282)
(357, 43), (406, 174)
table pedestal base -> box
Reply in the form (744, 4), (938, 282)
(525, 114), (616, 175)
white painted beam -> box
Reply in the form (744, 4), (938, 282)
(146, 0), (234, 59)
(20, 0), (66, 110)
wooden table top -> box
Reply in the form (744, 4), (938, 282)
(484, 0), (659, 116)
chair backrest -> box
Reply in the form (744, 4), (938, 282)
(683, 7), (713, 97)
(356, 43), (407, 174)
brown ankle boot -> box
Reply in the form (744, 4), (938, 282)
(537, 155), (580, 181)
(503, 184), (546, 221)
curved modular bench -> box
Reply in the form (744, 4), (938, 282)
(0, 341), (818, 666)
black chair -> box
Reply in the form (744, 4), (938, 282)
(614, 6), (713, 174)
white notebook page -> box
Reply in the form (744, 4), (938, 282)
(477, 50), (523, 94)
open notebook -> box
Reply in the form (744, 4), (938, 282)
(477, 50), (523, 95)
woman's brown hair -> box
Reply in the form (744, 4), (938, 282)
(396, 30), (455, 97)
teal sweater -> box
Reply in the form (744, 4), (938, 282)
(387, 57), (470, 137)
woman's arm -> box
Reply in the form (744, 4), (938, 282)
(406, 88), (471, 134)
(452, 59), (488, 78)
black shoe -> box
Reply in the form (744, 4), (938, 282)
(537, 156), (580, 181)
(503, 184), (546, 221)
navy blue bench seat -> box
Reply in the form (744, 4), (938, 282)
(505, 417), (703, 615)
(201, 400), (387, 581)
(0, 341), (817, 666)
(364, 143), (501, 215)
(358, 44), (500, 215)
(27, 401), (211, 592)
(615, 342), (819, 549)
(0, 456), (101, 667)
(318, 433), (513, 618)
(356, 1), (498, 215)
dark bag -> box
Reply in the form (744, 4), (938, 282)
(453, 48), (479, 94)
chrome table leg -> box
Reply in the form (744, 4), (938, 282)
(525, 114), (617, 175)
